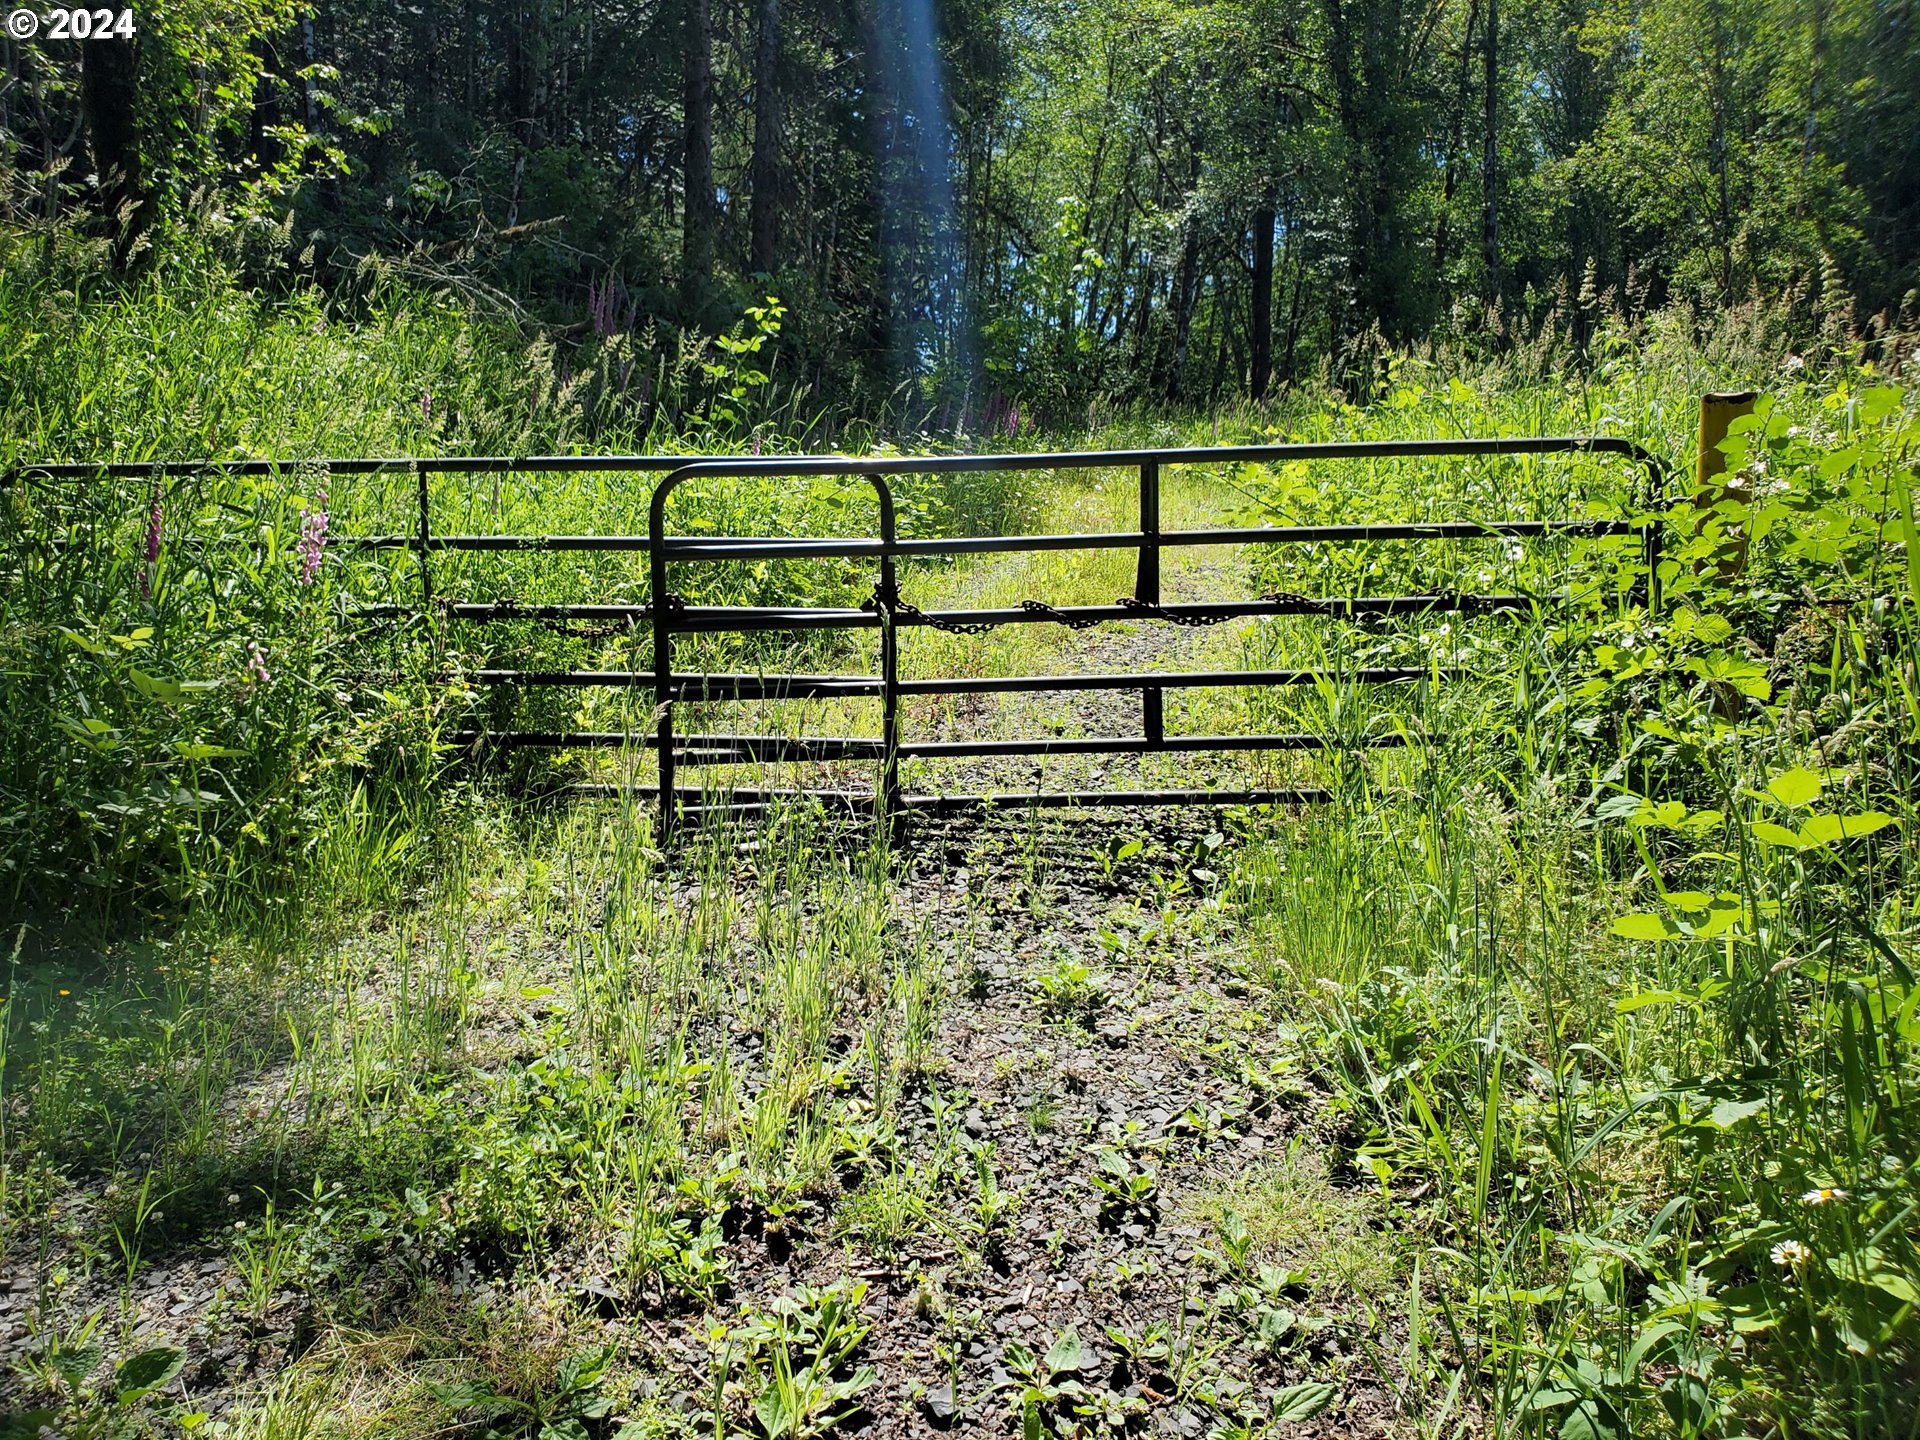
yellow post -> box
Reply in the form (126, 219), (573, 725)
(1695, 390), (1759, 574)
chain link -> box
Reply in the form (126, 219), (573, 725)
(862, 582), (1003, 634)
(1018, 600), (1106, 630)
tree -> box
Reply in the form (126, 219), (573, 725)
(80, 29), (148, 267)
(749, 0), (782, 276)
(682, 0), (715, 309)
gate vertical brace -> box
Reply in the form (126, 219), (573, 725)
(651, 513), (677, 844)
(1137, 461), (1164, 747)
(877, 480), (903, 834)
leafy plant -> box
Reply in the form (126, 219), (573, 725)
(432, 1345), (616, 1440)
(722, 1280), (877, 1440)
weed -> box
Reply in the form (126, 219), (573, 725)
(1031, 956), (1106, 1022)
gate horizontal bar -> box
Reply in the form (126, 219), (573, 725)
(902, 787), (1334, 811)
(348, 519), (1635, 556)
(899, 733), (1416, 758)
(8, 434), (1661, 484)
(463, 671), (882, 698)
(460, 665), (1452, 700)
(368, 592), (1540, 631)
(471, 731), (1425, 761)
(895, 667), (1452, 696)
(563, 785), (1336, 812)
(679, 733), (1417, 762)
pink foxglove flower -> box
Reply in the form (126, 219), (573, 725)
(297, 481), (329, 585)
(140, 476), (163, 597)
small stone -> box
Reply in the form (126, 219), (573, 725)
(919, 1383), (960, 1428)
(963, 1109), (989, 1138)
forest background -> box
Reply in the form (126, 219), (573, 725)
(5, 0), (1917, 419)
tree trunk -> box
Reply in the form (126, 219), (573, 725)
(1166, 218), (1202, 401)
(1707, 0), (1733, 299)
(682, 0), (715, 308)
(749, 0), (781, 275)
(1434, 0), (1478, 282)
(1480, 0), (1499, 306)
(81, 31), (148, 269)
(247, 36), (282, 175)
(1280, 236), (1306, 387)
(1250, 205), (1275, 399)
(1162, 147), (1203, 401)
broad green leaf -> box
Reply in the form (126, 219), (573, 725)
(1271, 1381), (1337, 1422)
(1595, 793), (1645, 823)
(1798, 812), (1896, 846)
(116, 1345), (186, 1401)
(1767, 768), (1823, 807)
(1044, 1324), (1084, 1376)
(1688, 899), (1745, 940)
(1869, 1271), (1920, 1304)
(1707, 1096), (1768, 1129)
(755, 1382), (795, 1438)
(1559, 1398), (1620, 1440)
(1612, 913), (1681, 941)
(1751, 822), (1807, 848)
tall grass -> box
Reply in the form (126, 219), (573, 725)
(0, 234), (1915, 1436)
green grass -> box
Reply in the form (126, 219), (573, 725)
(0, 248), (1916, 1437)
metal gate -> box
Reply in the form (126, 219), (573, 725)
(16, 440), (1666, 840)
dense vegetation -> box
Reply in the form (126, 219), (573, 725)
(3, 0), (1920, 1436)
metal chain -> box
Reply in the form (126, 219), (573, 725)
(862, 582), (1001, 634)
(1019, 600), (1106, 630)
(1118, 596), (1243, 627)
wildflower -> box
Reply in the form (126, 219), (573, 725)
(140, 475), (164, 597)
(58, 988), (70, 996)
(245, 641), (271, 685)
(297, 482), (329, 585)
(1771, 1239), (1811, 1270)
(144, 489), (163, 563)
(1801, 1187), (1849, 1206)
(420, 388), (433, 424)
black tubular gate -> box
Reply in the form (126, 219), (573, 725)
(13, 439), (1665, 840)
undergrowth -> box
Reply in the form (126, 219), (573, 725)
(0, 242), (1916, 1438)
